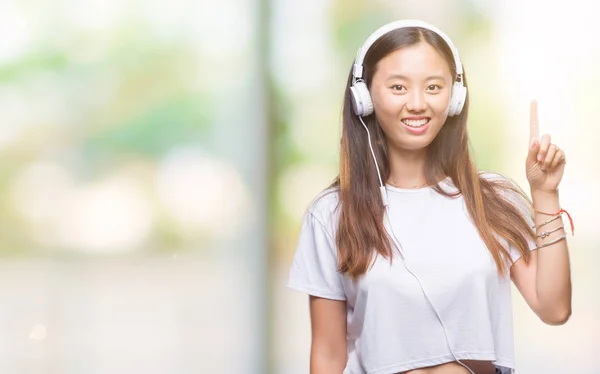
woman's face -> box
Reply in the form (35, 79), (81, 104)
(369, 42), (453, 152)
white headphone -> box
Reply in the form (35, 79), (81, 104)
(350, 19), (467, 117)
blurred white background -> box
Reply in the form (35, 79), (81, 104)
(0, 0), (597, 373)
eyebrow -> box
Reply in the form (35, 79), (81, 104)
(386, 74), (447, 81)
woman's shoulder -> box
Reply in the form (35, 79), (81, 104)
(305, 186), (341, 229)
(479, 170), (523, 191)
(478, 170), (531, 208)
(479, 170), (512, 183)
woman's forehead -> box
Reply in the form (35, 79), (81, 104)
(375, 43), (453, 79)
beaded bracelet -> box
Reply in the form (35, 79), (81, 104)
(537, 225), (564, 239)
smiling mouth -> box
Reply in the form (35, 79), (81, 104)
(401, 118), (430, 128)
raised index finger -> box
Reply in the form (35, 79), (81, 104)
(530, 99), (539, 140)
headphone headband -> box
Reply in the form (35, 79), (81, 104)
(352, 19), (463, 81)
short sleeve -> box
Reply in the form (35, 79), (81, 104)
(286, 210), (346, 301)
(494, 176), (537, 263)
(480, 171), (537, 263)
(506, 198), (537, 264)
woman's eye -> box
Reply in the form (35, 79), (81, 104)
(391, 85), (406, 92)
(427, 84), (442, 91)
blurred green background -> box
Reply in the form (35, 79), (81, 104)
(0, 0), (598, 373)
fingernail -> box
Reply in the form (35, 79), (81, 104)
(530, 139), (536, 150)
(537, 154), (543, 161)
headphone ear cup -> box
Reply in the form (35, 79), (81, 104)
(448, 82), (467, 116)
(350, 81), (373, 116)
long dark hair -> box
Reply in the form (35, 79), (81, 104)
(329, 27), (534, 279)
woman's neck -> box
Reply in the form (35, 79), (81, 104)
(386, 146), (428, 188)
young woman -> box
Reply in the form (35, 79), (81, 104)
(287, 19), (572, 374)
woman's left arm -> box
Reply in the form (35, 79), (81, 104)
(510, 100), (572, 326)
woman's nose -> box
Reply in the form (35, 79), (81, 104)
(406, 90), (426, 112)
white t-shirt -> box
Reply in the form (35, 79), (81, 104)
(287, 174), (536, 374)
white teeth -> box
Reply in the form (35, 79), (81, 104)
(402, 119), (429, 127)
